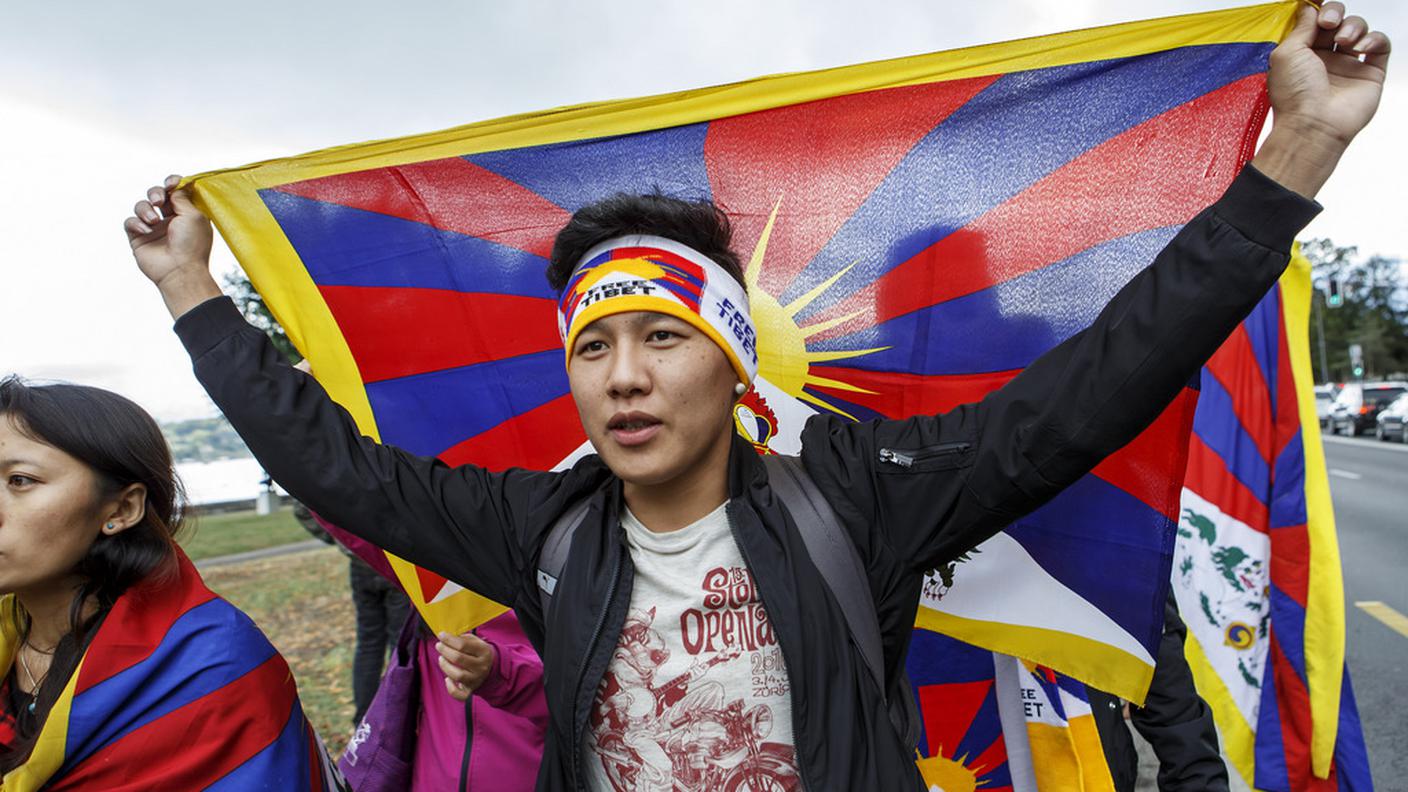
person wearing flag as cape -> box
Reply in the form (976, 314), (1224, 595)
(0, 378), (347, 790)
(123, 4), (1389, 789)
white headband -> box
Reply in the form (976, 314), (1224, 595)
(556, 234), (758, 384)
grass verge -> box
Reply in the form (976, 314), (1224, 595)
(180, 507), (313, 561)
(200, 547), (357, 755)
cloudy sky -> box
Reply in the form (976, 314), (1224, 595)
(2, 0), (1402, 420)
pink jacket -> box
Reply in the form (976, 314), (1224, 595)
(319, 518), (547, 791)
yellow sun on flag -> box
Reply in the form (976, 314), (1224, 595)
(742, 198), (888, 422)
(916, 752), (987, 792)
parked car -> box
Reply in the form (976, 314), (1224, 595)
(1329, 381), (1408, 436)
(1315, 384), (1339, 428)
(1375, 393), (1408, 443)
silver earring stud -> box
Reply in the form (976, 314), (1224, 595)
(734, 382), (748, 396)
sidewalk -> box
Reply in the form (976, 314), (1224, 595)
(193, 539), (329, 569)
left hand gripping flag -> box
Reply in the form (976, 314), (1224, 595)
(188, 0), (1300, 710)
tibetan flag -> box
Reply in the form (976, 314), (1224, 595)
(908, 629), (1114, 792)
(187, 1), (1299, 699)
(1173, 246), (1372, 791)
(0, 552), (345, 791)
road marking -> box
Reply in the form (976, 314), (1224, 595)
(1328, 468), (1363, 480)
(1322, 435), (1408, 454)
(1356, 601), (1408, 639)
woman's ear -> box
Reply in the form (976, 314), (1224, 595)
(101, 483), (147, 536)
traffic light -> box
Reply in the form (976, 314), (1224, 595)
(1353, 364), (1365, 378)
(1327, 278), (1343, 308)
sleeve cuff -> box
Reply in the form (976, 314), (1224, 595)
(473, 636), (509, 701)
(1212, 164), (1322, 252)
(173, 296), (246, 360)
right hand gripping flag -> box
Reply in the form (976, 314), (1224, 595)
(189, 0), (1300, 713)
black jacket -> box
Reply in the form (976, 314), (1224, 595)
(1091, 596), (1230, 792)
(175, 165), (1317, 791)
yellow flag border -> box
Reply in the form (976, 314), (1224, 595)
(915, 610), (1155, 704)
(1282, 244), (1345, 778)
(1184, 632), (1259, 786)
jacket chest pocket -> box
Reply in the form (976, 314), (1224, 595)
(877, 441), (973, 472)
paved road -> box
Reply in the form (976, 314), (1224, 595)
(1321, 434), (1408, 786)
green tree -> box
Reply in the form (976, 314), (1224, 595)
(222, 270), (300, 362)
(161, 416), (251, 463)
(1303, 238), (1408, 382)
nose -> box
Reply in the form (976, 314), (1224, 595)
(606, 343), (652, 400)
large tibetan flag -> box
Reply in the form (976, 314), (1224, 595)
(1173, 246), (1372, 790)
(0, 552), (345, 791)
(188, 1), (1300, 705)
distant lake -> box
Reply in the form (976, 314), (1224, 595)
(176, 457), (285, 506)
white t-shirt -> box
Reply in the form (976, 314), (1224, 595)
(583, 503), (801, 792)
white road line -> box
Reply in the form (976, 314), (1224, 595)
(1328, 468), (1363, 480)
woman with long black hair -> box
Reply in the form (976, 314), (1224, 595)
(0, 376), (345, 791)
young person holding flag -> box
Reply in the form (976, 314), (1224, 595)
(123, 4), (1388, 789)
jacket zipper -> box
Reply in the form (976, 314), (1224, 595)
(459, 692), (474, 792)
(877, 440), (972, 469)
(573, 543), (624, 791)
(725, 504), (813, 792)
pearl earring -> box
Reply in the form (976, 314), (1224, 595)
(734, 382), (747, 396)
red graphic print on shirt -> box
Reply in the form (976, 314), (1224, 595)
(588, 567), (800, 791)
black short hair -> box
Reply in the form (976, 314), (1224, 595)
(547, 192), (745, 293)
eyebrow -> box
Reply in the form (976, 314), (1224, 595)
(0, 458), (41, 469)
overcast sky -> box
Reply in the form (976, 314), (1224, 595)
(3, 0), (1402, 420)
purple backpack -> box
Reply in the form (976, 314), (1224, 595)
(338, 614), (422, 790)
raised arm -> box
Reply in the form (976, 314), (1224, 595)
(803, 164), (1319, 570)
(801, 2), (1389, 571)
(124, 180), (573, 605)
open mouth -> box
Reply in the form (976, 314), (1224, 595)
(607, 411), (662, 447)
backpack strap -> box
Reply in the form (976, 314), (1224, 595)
(762, 456), (885, 690)
(762, 455), (921, 748)
(537, 498), (591, 618)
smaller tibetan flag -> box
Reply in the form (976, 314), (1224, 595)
(1174, 246), (1372, 791)
(908, 628), (1114, 791)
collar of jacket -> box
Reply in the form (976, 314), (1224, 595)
(726, 431), (772, 500)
